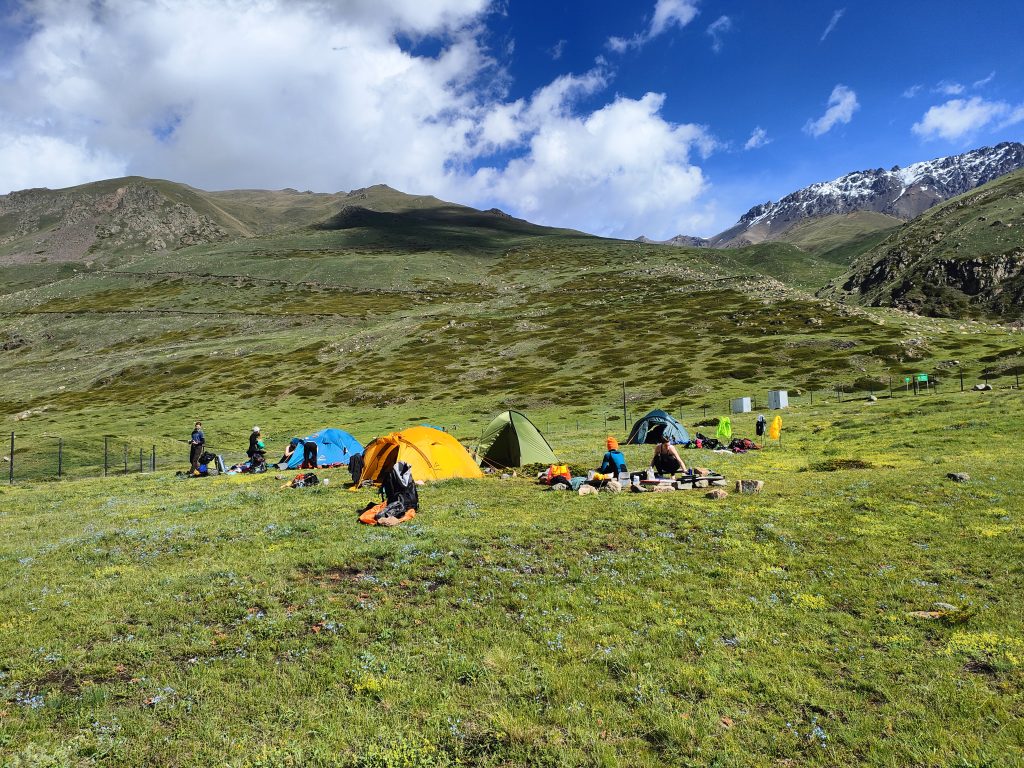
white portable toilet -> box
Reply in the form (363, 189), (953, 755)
(730, 397), (752, 414)
(767, 390), (789, 410)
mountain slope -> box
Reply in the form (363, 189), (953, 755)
(823, 168), (1024, 318)
(711, 142), (1024, 249)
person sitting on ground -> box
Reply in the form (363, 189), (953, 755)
(247, 426), (263, 460)
(189, 421), (205, 475)
(651, 434), (687, 475)
(301, 438), (319, 469)
(596, 436), (627, 477)
(279, 437), (303, 467)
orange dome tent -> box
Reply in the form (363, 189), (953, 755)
(356, 426), (483, 484)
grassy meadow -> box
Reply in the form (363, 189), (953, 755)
(1, 391), (1022, 766)
(2, 192), (1024, 765)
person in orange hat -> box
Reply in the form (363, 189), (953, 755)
(595, 436), (627, 477)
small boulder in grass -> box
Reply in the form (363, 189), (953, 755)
(706, 489), (728, 500)
(736, 479), (764, 494)
(694, 467), (711, 477)
(579, 484), (598, 496)
(947, 472), (970, 483)
(602, 480), (622, 493)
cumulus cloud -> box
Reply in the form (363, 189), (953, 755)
(803, 85), (859, 137)
(912, 96), (1024, 141)
(744, 127), (770, 150)
(706, 16), (732, 53)
(902, 84), (922, 99)
(607, 0), (699, 53)
(820, 8), (845, 42)
(0, 0), (718, 239)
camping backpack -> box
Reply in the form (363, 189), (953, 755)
(380, 461), (419, 518)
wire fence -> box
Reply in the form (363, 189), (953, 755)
(4, 366), (1020, 484)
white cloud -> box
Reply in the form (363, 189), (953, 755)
(706, 16), (732, 53)
(0, 0), (719, 240)
(902, 84), (922, 99)
(912, 96), (1024, 141)
(0, 132), (125, 191)
(467, 91), (716, 238)
(803, 85), (859, 137)
(820, 8), (845, 42)
(550, 39), (566, 60)
(744, 127), (770, 150)
(973, 71), (996, 88)
(934, 80), (965, 96)
(606, 0), (699, 52)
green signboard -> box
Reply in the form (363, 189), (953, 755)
(904, 377), (911, 383)
(916, 373), (929, 382)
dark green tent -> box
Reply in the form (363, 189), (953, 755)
(475, 410), (557, 468)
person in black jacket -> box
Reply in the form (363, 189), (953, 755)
(189, 421), (205, 474)
(247, 427), (262, 459)
(301, 438), (319, 469)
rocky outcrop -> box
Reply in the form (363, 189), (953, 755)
(0, 180), (229, 265)
(636, 234), (710, 248)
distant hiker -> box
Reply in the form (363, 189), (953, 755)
(189, 421), (205, 474)
(279, 437), (303, 467)
(301, 438), (319, 469)
(596, 436), (628, 476)
(247, 426), (262, 459)
(652, 435), (686, 475)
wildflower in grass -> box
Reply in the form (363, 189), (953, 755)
(945, 631), (1024, 666)
(793, 593), (828, 610)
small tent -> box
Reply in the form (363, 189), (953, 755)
(475, 410), (557, 468)
(357, 426), (483, 484)
(286, 428), (363, 469)
(624, 409), (690, 445)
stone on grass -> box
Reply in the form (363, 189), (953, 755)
(578, 484), (598, 496)
(710, 478), (727, 487)
(602, 480), (622, 493)
(694, 467), (711, 477)
(736, 479), (765, 494)
(694, 479), (709, 489)
(706, 489), (728, 500)
(946, 472), (970, 483)
(377, 516), (401, 527)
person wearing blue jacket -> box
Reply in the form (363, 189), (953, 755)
(597, 436), (627, 476)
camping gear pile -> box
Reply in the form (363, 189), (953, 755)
(285, 428), (363, 470)
(283, 472), (320, 488)
(359, 461), (418, 526)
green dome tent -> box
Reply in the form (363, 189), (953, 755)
(475, 410), (558, 468)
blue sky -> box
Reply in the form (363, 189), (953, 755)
(1, 0), (1023, 238)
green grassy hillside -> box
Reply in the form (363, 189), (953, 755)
(828, 169), (1024, 318)
(1, 392), (1022, 766)
(775, 212), (901, 257)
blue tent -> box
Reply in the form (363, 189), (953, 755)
(286, 428), (363, 469)
(624, 410), (691, 445)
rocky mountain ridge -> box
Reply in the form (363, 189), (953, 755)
(709, 142), (1024, 248)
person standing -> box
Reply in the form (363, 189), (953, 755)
(247, 427), (262, 459)
(189, 421), (205, 474)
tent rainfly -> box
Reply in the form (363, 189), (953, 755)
(357, 426), (483, 484)
(287, 428), (363, 469)
(475, 410), (558, 468)
(624, 409), (691, 445)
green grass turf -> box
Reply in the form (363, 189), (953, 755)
(1, 391), (1022, 766)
